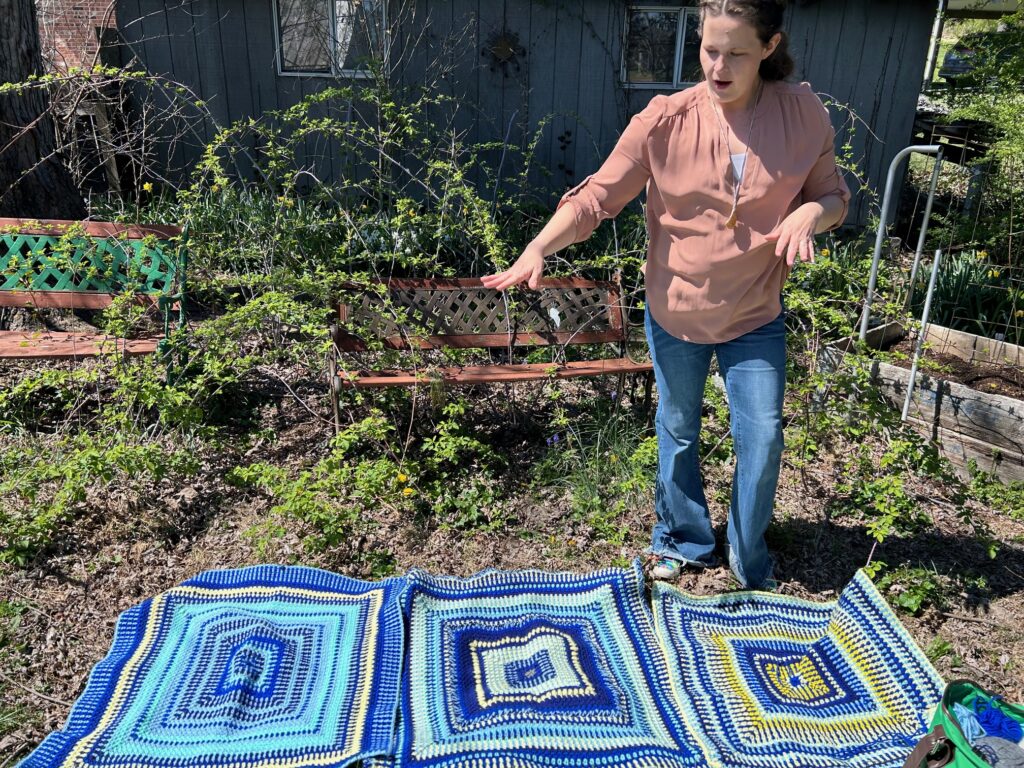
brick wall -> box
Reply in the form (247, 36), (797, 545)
(36, 0), (116, 71)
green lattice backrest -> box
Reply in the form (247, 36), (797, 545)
(0, 219), (182, 296)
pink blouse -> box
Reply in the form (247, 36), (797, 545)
(556, 80), (851, 343)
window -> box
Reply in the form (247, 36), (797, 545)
(623, 5), (701, 88)
(274, 0), (386, 77)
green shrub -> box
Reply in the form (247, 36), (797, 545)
(0, 434), (200, 564)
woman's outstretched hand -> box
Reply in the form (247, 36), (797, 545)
(482, 204), (579, 289)
(481, 245), (546, 291)
(764, 203), (824, 266)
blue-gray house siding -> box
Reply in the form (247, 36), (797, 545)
(115, 0), (937, 225)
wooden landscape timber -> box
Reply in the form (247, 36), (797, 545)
(871, 361), (1024, 484)
(823, 323), (1024, 484)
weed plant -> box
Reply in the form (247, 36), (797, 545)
(532, 395), (657, 549)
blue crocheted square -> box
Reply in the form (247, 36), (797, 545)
(502, 649), (556, 690)
(18, 565), (405, 768)
(652, 569), (945, 768)
(397, 561), (706, 768)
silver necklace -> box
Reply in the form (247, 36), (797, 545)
(708, 81), (763, 229)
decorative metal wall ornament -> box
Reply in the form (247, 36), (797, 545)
(481, 29), (526, 76)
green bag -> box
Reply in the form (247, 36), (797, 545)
(904, 679), (1024, 768)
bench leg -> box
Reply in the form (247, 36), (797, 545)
(328, 347), (341, 435)
(331, 379), (341, 435)
(642, 370), (654, 424)
(616, 372), (626, 412)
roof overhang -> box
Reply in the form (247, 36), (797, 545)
(945, 0), (1020, 19)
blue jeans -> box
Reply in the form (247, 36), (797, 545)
(644, 308), (786, 589)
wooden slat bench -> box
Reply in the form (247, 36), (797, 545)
(0, 218), (185, 359)
(328, 277), (653, 423)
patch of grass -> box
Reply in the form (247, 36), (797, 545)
(968, 463), (1024, 519)
(0, 602), (35, 741)
(0, 600), (27, 665)
(533, 399), (656, 546)
(700, 376), (733, 465)
(0, 702), (31, 739)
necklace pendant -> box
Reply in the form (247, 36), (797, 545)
(726, 212), (738, 229)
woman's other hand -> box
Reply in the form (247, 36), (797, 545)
(764, 203), (823, 266)
(765, 194), (846, 266)
(481, 244), (546, 290)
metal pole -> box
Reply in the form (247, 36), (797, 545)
(902, 249), (943, 422)
(923, 0), (948, 91)
(859, 145), (942, 342)
(906, 147), (945, 308)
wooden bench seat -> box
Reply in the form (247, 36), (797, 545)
(337, 356), (654, 388)
(329, 277), (652, 426)
(0, 218), (185, 360)
(0, 331), (160, 358)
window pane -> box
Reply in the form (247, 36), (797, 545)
(335, 0), (382, 73)
(279, 0), (332, 73)
(679, 10), (702, 84)
(625, 10), (679, 84)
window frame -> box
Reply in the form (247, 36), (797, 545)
(272, 0), (389, 79)
(621, 4), (701, 90)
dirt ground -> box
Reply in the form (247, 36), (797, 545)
(888, 336), (1024, 399)
(1, 379), (1023, 764)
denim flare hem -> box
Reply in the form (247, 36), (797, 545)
(644, 307), (786, 591)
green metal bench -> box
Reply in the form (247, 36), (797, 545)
(0, 218), (185, 359)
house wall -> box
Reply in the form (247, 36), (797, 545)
(115, 0), (937, 226)
(38, 0), (117, 71)
(786, 0), (936, 224)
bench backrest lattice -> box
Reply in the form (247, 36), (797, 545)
(0, 219), (183, 310)
(333, 278), (628, 352)
(327, 276), (653, 423)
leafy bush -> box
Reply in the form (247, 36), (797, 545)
(909, 249), (1022, 345)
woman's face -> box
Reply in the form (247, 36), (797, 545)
(700, 14), (779, 109)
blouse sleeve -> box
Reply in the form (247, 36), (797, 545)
(555, 98), (663, 241)
(801, 99), (852, 230)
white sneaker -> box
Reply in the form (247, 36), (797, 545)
(651, 557), (682, 581)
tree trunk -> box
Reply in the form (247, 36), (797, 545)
(0, 0), (86, 219)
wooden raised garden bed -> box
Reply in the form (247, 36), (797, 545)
(823, 323), (1024, 484)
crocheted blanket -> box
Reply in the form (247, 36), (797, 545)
(397, 561), (707, 768)
(19, 562), (945, 768)
(19, 565), (405, 768)
(652, 569), (945, 768)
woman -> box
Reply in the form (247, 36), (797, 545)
(482, 0), (850, 590)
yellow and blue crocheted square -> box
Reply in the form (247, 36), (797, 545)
(652, 569), (945, 768)
(19, 566), (405, 768)
(397, 561), (706, 768)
